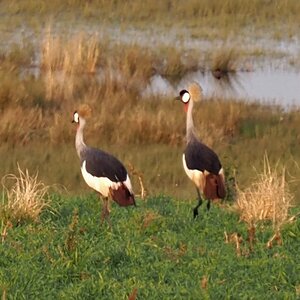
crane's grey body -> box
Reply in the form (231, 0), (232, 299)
(184, 135), (222, 175)
(74, 113), (135, 209)
(80, 147), (128, 183)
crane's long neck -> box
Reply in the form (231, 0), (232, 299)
(75, 118), (87, 158)
(186, 100), (197, 143)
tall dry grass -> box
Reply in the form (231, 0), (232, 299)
(235, 155), (293, 248)
(39, 29), (158, 105)
(210, 48), (239, 79)
(41, 28), (101, 74)
(0, 27), (246, 147)
(1, 165), (49, 224)
(0, 30), (228, 146)
(41, 27), (102, 101)
(0, 107), (45, 145)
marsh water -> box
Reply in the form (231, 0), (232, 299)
(6, 25), (300, 109)
(145, 69), (300, 108)
(23, 63), (300, 108)
(80, 25), (300, 108)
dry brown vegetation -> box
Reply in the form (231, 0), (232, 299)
(235, 155), (293, 248)
(211, 48), (239, 79)
(1, 26), (300, 200)
(0, 29), (243, 147)
(41, 29), (154, 102)
(236, 155), (293, 229)
(2, 0), (300, 35)
(1, 165), (49, 224)
(224, 231), (244, 256)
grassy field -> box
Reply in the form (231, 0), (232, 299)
(0, 194), (299, 299)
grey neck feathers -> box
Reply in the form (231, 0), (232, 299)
(75, 118), (87, 158)
(186, 100), (197, 143)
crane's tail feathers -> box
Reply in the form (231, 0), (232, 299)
(109, 184), (136, 207)
(216, 173), (226, 199)
(204, 173), (226, 200)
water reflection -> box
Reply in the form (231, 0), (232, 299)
(20, 63), (300, 109)
(146, 69), (300, 108)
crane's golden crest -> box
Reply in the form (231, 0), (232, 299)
(77, 104), (92, 118)
(188, 82), (202, 103)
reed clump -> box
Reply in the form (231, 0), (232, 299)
(235, 155), (293, 249)
(210, 48), (238, 79)
(0, 107), (45, 146)
(41, 28), (103, 101)
(1, 165), (49, 225)
(39, 29), (158, 103)
(41, 27), (102, 74)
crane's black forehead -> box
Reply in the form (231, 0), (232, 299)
(179, 89), (189, 96)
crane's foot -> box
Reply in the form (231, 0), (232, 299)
(193, 207), (199, 219)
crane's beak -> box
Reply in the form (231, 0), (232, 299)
(174, 95), (181, 101)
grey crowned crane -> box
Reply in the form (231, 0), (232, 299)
(176, 82), (226, 218)
(72, 105), (136, 223)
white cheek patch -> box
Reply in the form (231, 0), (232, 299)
(182, 92), (190, 103)
(73, 112), (79, 123)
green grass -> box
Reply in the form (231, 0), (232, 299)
(0, 194), (299, 299)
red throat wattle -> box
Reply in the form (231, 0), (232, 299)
(184, 103), (189, 113)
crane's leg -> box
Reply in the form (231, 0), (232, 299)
(193, 188), (203, 218)
(101, 197), (111, 227)
(206, 199), (211, 211)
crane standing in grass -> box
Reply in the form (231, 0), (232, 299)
(176, 82), (226, 218)
(72, 105), (136, 224)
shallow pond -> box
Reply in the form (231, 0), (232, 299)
(145, 69), (300, 109)
(7, 24), (300, 109)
